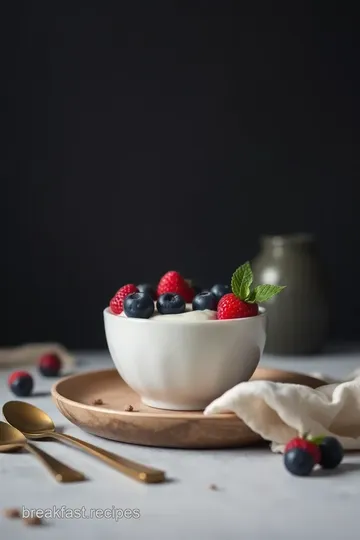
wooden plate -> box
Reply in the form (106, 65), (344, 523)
(52, 368), (326, 449)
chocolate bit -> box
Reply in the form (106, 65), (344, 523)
(23, 516), (42, 526)
(124, 404), (134, 412)
(3, 508), (21, 519)
(92, 398), (103, 405)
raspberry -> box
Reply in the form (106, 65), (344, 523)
(110, 284), (138, 314)
(157, 271), (194, 303)
(38, 353), (62, 377)
(216, 293), (259, 320)
(285, 437), (321, 464)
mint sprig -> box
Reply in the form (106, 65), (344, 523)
(307, 435), (325, 445)
(231, 261), (286, 304)
(249, 284), (286, 303)
(230, 261), (253, 300)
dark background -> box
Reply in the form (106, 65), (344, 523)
(2, 3), (359, 349)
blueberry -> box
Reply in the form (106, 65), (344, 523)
(137, 283), (156, 300)
(319, 437), (344, 469)
(8, 371), (34, 397)
(284, 448), (315, 476)
(124, 292), (154, 319)
(192, 291), (217, 311)
(156, 293), (186, 315)
(210, 284), (230, 303)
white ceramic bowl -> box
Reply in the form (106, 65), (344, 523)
(103, 307), (267, 411)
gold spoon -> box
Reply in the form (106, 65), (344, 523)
(3, 401), (166, 484)
(0, 421), (86, 483)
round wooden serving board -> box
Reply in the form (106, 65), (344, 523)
(52, 368), (326, 449)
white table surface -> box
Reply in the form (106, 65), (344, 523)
(1, 347), (360, 540)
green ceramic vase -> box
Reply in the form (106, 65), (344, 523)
(252, 234), (330, 355)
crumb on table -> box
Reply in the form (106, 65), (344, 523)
(124, 404), (134, 412)
(23, 516), (42, 526)
(3, 508), (21, 519)
(92, 398), (103, 405)
(209, 483), (218, 490)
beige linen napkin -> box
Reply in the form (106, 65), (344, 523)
(204, 374), (360, 452)
(0, 344), (75, 369)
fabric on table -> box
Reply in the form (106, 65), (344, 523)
(204, 373), (360, 452)
(0, 344), (75, 369)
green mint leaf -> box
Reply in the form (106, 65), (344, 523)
(308, 435), (325, 445)
(245, 290), (257, 303)
(231, 261), (253, 300)
(251, 284), (286, 303)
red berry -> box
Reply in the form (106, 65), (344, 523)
(157, 271), (194, 303)
(216, 293), (259, 320)
(38, 353), (62, 377)
(8, 371), (34, 397)
(285, 437), (321, 464)
(110, 284), (138, 314)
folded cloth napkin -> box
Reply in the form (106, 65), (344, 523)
(204, 373), (360, 452)
(0, 343), (75, 369)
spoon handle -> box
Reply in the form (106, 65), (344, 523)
(24, 442), (86, 483)
(48, 432), (166, 483)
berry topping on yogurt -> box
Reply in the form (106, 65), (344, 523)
(108, 261), (285, 320)
(157, 271), (194, 303)
(217, 261), (285, 320)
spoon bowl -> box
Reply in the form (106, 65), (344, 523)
(0, 421), (27, 452)
(3, 401), (55, 437)
(2, 400), (166, 483)
(0, 420), (86, 482)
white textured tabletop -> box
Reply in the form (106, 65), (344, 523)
(1, 348), (360, 540)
